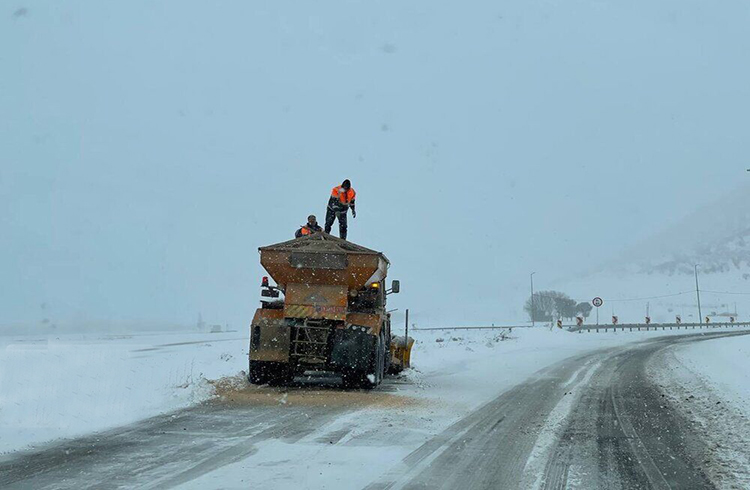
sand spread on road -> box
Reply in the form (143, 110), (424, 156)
(209, 374), (421, 409)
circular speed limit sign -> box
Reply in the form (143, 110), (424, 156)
(592, 297), (603, 307)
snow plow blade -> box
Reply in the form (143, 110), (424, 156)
(389, 335), (414, 374)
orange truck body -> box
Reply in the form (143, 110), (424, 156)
(248, 233), (402, 388)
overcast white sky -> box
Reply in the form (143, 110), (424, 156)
(2, 1), (749, 328)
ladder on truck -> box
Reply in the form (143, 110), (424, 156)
(291, 318), (330, 365)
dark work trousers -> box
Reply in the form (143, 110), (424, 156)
(324, 205), (348, 239)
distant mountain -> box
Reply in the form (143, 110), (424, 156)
(596, 183), (750, 278)
(556, 185), (750, 324)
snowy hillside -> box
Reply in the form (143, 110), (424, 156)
(598, 183), (750, 277)
(553, 184), (750, 325)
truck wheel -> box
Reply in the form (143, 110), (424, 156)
(248, 361), (294, 386)
(383, 324), (392, 375)
(248, 361), (267, 384)
(341, 370), (361, 389)
(376, 331), (386, 382)
(267, 367), (294, 387)
(344, 333), (385, 390)
(374, 334), (386, 386)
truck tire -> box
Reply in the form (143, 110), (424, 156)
(383, 323), (392, 375)
(342, 332), (385, 390)
(248, 361), (294, 386)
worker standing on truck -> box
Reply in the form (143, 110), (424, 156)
(295, 215), (323, 238)
(324, 179), (356, 240)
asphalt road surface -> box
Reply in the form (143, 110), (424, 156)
(368, 331), (750, 490)
(2, 331), (746, 489)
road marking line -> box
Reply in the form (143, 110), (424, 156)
(562, 357), (597, 388)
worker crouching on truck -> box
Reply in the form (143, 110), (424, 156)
(295, 215), (323, 238)
(324, 179), (356, 240)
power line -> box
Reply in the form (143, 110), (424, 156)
(530, 288), (750, 305)
(603, 291), (694, 302)
(531, 291), (693, 303)
(700, 290), (750, 296)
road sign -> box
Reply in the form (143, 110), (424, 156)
(592, 297), (603, 308)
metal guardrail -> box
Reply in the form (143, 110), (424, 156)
(412, 322), (750, 333)
(569, 321), (750, 333)
(412, 325), (535, 331)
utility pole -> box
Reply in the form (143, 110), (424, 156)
(694, 264), (703, 325)
(530, 272), (536, 327)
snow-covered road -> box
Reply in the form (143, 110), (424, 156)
(365, 331), (750, 489)
(1, 327), (748, 489)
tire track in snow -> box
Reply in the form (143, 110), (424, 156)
(367, 332), (749, 490)
(521, 358), (603, 490)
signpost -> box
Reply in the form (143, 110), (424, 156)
(592, 297), (603, 325)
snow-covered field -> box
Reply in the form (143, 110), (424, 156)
(652, 334), (750, 488)
(0, 330), (247, 454)
(2, 325), (747, 488)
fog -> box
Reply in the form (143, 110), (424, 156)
(3, 1), (749, 330)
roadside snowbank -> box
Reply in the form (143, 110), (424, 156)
(672, 335), (750, 419)
(651, 333), (750, 488)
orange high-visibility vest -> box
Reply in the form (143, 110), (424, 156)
(331, 185), (356, 205)
(300, 226), (312, 235)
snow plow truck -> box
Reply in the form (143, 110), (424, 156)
(248, 232), (409, 389)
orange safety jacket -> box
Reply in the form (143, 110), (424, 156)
(330, 185), (356, 206)
(296, 223), (322, 238)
